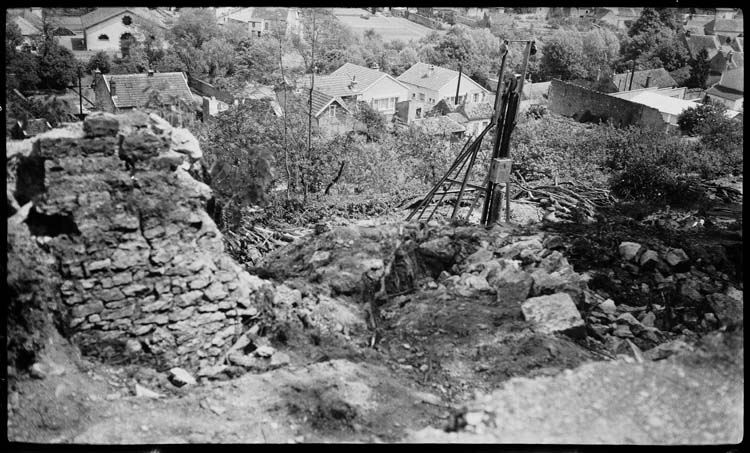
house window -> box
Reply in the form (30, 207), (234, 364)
(412, 93), (416, 99)
(98, 34), (110, 41)
(419, 93), (425, 101)
(329, 105), (337, 117)
(416, 107), (422, 118)
(473, 93), (479, 102)
(122, 15), (133, 26)
(72, 38), (86, 51)
(264, 22), (269, 30)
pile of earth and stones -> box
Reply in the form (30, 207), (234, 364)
(6, 112), (742, 443)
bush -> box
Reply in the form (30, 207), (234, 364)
(86, 51), (111, 74)
(677, 104), (722, 136)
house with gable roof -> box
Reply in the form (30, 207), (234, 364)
(82, 7), (167, 56)
(276, 88), (355, 137)
(704, 18), (743, 38)
(397, 62), (490, 107)
(706, 67), (744, 111)
(93, 70), (195, 113)
(612, 68), (677, 92)
(300, 63), (410, 119)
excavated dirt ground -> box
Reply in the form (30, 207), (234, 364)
(8, 202), (743, 444)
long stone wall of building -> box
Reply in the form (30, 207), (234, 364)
(20, 112), (271, 371)
(548, 79), (666, 128)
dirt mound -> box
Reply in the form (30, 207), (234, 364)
(411, 328), (744, 444)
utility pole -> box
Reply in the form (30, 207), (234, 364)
(78, 67), (83, 119)
(454, 64), (462, 105)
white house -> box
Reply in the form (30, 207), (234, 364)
(82, 8), (167, 56)
(300, 63), (410, 119)
(397, 62), (490, 108)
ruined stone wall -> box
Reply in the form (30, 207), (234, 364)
(23, 111), (271, 371)
(548, 79), (666, 128)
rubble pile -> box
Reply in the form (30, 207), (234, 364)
(8, 112), (276, 372)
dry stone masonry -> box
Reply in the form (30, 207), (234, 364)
(21, 111), (272, 371)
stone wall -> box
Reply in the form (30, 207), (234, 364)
(548, 79), (666, 128)
(20, 111), (271, 371)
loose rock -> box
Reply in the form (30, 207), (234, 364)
(521, 293), (585, 338)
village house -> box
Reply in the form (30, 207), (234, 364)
(82, 8), (167, 57)
(704, 18), (743, 38)
(621, 91), (702, 128)
(275, 89), (355, 137)
(93, 70), (194, 113)
(706, 67), (744, 111)
(594, 7), (641, 30)
(300, 63), (410, 120)
(8, 9), (44, 52)
(397, 62), (490, 108)
(217, 7), (301, 38)
(612, 68), (678, 92)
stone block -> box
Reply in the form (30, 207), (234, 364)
(204, 282), (228, 301)
(618, 242), (642, 261)
(121, 282), (151, 297)
(83, 112), (120, 137)
(521, 293), (585, 338)
(86, 258), (111, 273)
(101, 304), (136, 321)
(71, 301), (104, 319)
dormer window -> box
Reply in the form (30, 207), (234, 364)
(122, 15), (133, 26)
(98, 34), (110, 41)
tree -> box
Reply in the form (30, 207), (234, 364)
(627, 8), (663, 37)
(37, 41), (79, 90)
(351, 101), (386, 141)
(686, 48), (711, 88)
(86, 51), (111, 74)
(620, 8), (690, 72)
(540, 30), (587, 80)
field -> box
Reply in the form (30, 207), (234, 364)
(332, 8), (441, 43)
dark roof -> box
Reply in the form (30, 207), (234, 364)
(80, 7), (166, 30)
(309, 90), (350, 117)
(684, 34), (721, 59)
(612, 68), (677, 91)
(706, 84), (744, 101)
(104, 72), (192, 109)
(718, 67), (744, 92)
(51, 15), (84, 33)
(459, 102), (494, 121)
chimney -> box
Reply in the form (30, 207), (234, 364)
(109, 79), (117, 97)
(645, 75), (651, 88)
(428, 65), (435, 77)
(147, 69), (155, 77)
(349, 75), (358, 90)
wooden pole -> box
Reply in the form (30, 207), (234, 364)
(455, 64), (462, 105)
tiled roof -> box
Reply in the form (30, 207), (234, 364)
(459, 102), (494, 121)
(299, 63), (400, 98)
(412, 115), (466, 134)
(685, 34), (721, 59)
(612, 68), (677, 91)
(12, 15), (42, 35)
(276, 89), (349, 118)
(104, 72), (192, 109)
(705, 18), (743, 34)
(445, 112), (469, 124)
(397, 62), (460, 92)
(718, 67), (744, 93)
(252, 7), (288, 22)
(330, 63), (393, 91)
(80, 7), (166, 30)
(51, 15), (84, 33)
